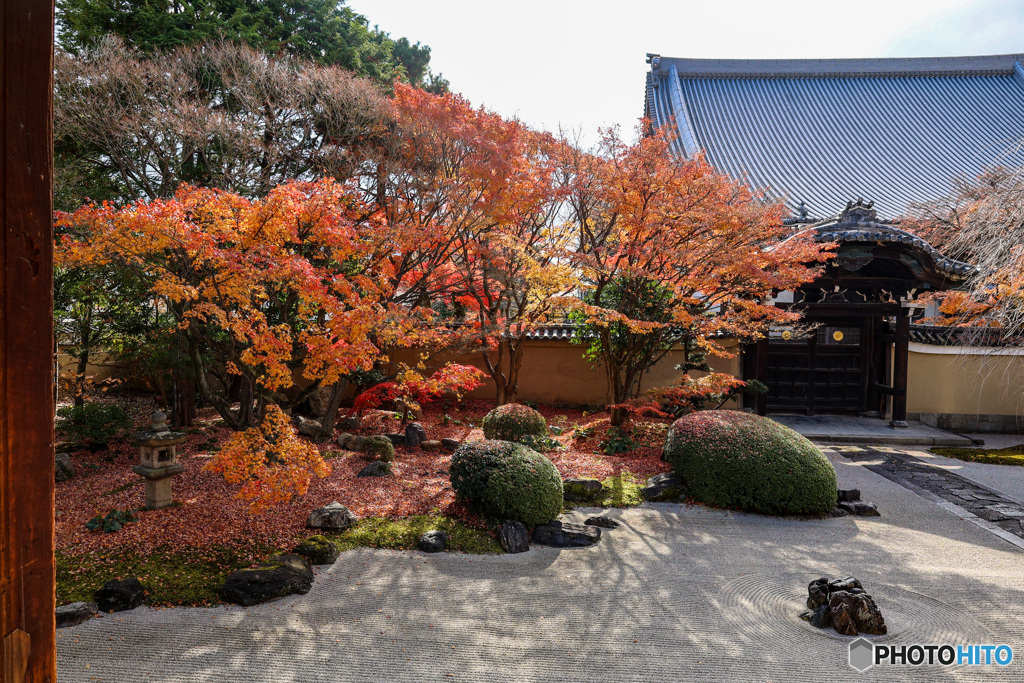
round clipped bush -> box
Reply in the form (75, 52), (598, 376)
(361, 435), (395, 462)
(450, 440), (563, 526)
(664, 410), (837, 516)
(482, 404), (548, 443)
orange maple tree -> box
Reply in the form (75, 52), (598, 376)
(561, 126), (832, 424)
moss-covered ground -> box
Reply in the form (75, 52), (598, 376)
(931, 443), (1024, 466)
(57, 515), (500, 607)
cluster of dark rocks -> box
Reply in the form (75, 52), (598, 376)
(799, 577), (887, 636)
(57, 577), (149, 628)
(832, 489), (880, 517)
(498, 514), (617, 554)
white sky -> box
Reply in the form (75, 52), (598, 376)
(349, 0), (1024, 145)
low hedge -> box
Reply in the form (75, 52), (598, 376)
(449, 440), (563, 526)
(481, 404), (548, 443)
(664, 410), (837, 516)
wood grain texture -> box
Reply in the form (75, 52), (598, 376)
(0, 1), (56, 681)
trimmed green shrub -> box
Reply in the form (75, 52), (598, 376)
(482, 403), (548, 442)
(450, 440), (563, 526)
(361, 435), (395, 462)
(56, 402), (131, 450)
(664, 410), (837, 516)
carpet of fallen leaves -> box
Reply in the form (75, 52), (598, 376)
(55, 396), (672, 557)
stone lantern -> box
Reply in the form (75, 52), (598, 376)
(130, 411), (187, 510)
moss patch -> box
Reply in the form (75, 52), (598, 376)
(56, 545), (277, 607)
(580, 473), (645, 508)
(324, 515), (501, 554)
(931, 443), (1024, 466)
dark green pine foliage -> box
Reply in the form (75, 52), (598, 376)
(56, 0), (447, 91)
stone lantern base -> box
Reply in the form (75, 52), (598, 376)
(132, 463), (185, 510)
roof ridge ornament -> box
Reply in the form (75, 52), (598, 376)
(840, 198), (877, 223)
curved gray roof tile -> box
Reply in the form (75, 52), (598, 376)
(645, 54), (1024, 219)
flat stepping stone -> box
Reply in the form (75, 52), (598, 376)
(532, 521), (601, 548)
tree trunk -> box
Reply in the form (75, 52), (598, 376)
(237, 375), (257, 428)
(73, 346), (89, 407)
(315, 379), (348, 443)
(171, 370), (196, 428)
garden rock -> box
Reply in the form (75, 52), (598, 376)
(420, 440), (442, 452)
(405, 422), (427, 448)
(357, 461), (392, 477)
(418, 530), (447, 553)
(339, 416), (361, 431)
(563, 478), (603, 503)
(585, 516), (620, 529)
(307, 502), (357, 531)
(440, 438), (461, 453)
(293, 535), (340, 565)
(95, 578), (147, 613)
(220, 554), (314, 607)
(295, 416), (322, 439)
(499, 520), (530, 554)
(830, 506), (850, 517)
(803, 576), (886, 636)
(642, 472), (682, 502)
(339, 434), (365, 451)
(837, 488), (862, 502)
(55, 452), (75, 482)
(799, 604), (831, 629)
(532, 521), (601, 548)
(828, 591), (859, 636)
(838, 500), (880, 517)
(56, 602), (96, 628)
(385, 433), (406, 446)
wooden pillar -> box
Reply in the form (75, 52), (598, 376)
(754, 338), (768, 416)
(890, 309), (910, 428)
(1, 1), (56, 682)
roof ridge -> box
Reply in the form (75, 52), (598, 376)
(649, 54), (1024, 79)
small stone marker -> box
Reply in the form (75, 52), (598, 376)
(418, 530), (447, 553)
(95, 578), (147, 613)
(499, 520), (530, 554)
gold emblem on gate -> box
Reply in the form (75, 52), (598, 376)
(781, 330), (792, 340)
(833, 331), (844, 342)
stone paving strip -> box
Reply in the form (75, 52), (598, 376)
(826, 445), (1024, 550)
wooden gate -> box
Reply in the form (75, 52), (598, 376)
(763, 320), (869, 414)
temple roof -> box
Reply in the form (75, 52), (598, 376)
(645, 53), (1024, 220)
